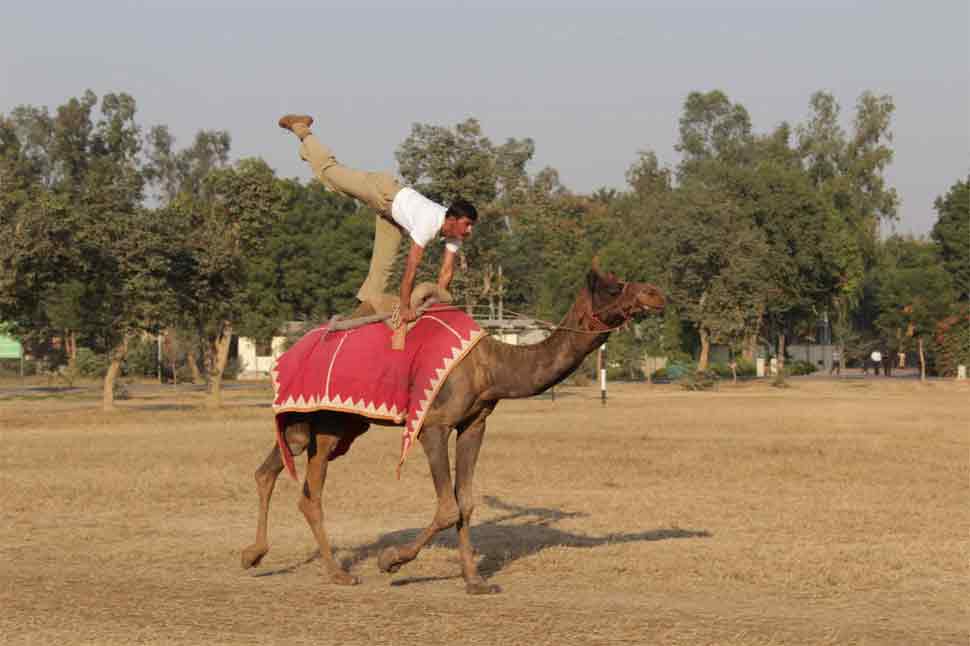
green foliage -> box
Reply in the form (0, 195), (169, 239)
(787, 359), (817, 376)
(251, 181), (369, 323)
(709, 359), (757, 378)
(0, 91), (176, 410)
(874, 235), (954, 362)
(124, 336), (158, 378)
(934, 308), (970, 377)
(931, 176), (970, 302)
(678, 369), (719, 391)
(652, 357), (696, 381)
(75, 347), (107, 377)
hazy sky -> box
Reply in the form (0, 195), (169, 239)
(3, 1), (967, 235)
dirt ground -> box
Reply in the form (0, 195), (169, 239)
(1, 377), (967, 645)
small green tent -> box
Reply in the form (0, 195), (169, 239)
(0, 333), (23, 359)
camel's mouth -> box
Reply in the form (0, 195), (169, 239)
(633, 284), (666, 313)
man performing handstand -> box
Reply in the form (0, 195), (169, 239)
(278, 114), (477, 323)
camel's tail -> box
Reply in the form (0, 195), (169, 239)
(275, 419), (298, 481)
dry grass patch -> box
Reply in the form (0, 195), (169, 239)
(1, 378), (967, 645)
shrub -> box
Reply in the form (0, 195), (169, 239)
(787, 359), (817, 376)
(709, 363), (734, 378)
(734, 358), (757, 377)
(75, 347), (108, 377)
(679, 369), (719, 391)
(222, 357), (241, 381)
(125, 336), (158, 378)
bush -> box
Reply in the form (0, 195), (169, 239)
(652, 357), (696, 382)
(222, 357), (241, 381)
(709, 363), (734, 378)
(679, 369), (719, 391)
(734, 358), (757, 377)
(113, 380), (131, 400)
(787, 359), (817, 376)
(607, 363), (644, 381)
(75, 347), (108, 377)
(125, 336), (158, 378)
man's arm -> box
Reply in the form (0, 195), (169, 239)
(437, 248), (456, 292)
(398, 241), (425, 323)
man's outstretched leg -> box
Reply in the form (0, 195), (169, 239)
(279, 114), (404, 303)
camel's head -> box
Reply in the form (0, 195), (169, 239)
(583, 258), (666, 330)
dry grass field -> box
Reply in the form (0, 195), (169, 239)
(1, 377), (967, 645)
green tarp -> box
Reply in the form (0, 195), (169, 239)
(0, 334), (23, 359)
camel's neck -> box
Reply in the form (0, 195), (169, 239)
(480, 295), (611, 399)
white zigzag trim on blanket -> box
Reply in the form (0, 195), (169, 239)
(403, 328), (485, 443)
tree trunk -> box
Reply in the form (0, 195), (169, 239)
(102, 336), (130, 412)
(66, 330), (78, 368)
(777, 333), (786, 372)
(918, 338), (926, 382)
(698, 327), (711, 372)
(743, 309), (763, 361)
(187, 351), (202, 384)
(206, 323), (233, 409)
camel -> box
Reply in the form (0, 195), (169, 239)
(241, 261), (665, 594)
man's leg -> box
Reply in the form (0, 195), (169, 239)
(296, 132), (401, 215)
(280, 115), (404, 303)
(357, 214), (403, 304)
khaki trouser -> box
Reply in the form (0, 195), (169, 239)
(298, 133), (404, 303)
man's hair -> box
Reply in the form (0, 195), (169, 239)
(445, 199), (478, 222)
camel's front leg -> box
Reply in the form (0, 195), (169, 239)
(241, 422), (310, 569)
(378, 425), (458, 574)
(454, 407), (500, 594)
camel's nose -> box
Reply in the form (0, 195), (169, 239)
(637, 286), (666, 311)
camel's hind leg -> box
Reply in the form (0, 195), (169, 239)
(377, 425), (459, 574)
(298, 422), (360, 585)
(241, 421), (310, 569)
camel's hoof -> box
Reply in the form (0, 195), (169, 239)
(241, 543), (269, 569)
(377, 546), (404, 573)
(465, 580), (502, 595)
(328, 570), (361, 586)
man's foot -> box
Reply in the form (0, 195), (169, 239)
(278, 114), (314, 138)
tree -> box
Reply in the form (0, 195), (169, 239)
(162, 158), (288, 407)
(875, 236), (954, 379)
(261, 181), (372, 321)
(797, 91), (898, 347)
(676, 90), (753, 183)
(0, 92), (175, 409)
(652, 187), (769, 371)
(931, 176), (970, 303)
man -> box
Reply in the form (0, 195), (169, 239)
(869, 349), (882, 376)
(830, 347), (841, 376)
(278, 114), (477, 322)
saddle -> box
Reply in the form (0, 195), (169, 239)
(345, 282), (453, 350)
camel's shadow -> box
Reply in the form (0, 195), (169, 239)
(252, 496), (710, 583)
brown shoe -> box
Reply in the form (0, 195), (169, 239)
(278, 114), (314, 131)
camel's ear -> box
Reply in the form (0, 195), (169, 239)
(586, 267), (600, 294)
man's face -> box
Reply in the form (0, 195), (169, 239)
(442, 216), (474, 241)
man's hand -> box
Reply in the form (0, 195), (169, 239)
(398, 305), (418, 324)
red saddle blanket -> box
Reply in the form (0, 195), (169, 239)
(272, 305), (485, 477)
